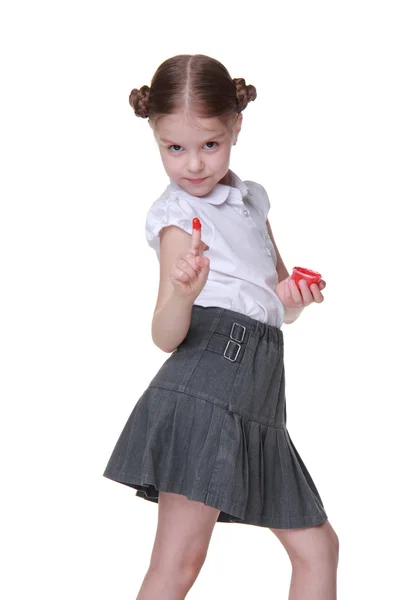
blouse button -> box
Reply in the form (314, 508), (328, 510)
(242, 209), (250, 217)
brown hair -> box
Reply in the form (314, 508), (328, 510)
(128, 54), (257, 121)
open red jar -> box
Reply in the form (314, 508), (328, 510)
(291, 266), (322, 287)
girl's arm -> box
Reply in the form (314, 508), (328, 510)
(151, 225), (208, 352)
(152, 293), (194, 353)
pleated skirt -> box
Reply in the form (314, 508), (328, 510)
(103, 305), (328, 528)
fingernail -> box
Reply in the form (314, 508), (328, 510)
(192, 217), (201, 230)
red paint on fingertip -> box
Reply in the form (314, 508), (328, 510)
(192, 217), (201, 230)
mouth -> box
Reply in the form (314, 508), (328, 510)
(186, 177), (208, 184)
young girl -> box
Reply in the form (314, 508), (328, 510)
(103, 54), (339, 599)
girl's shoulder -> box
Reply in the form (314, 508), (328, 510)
(145, 184), (213, 253)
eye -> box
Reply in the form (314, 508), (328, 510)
(204, 141), (218, 149)
(168, 145), (183, 153)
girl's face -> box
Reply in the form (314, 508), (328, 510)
(151, 112), (242, 197)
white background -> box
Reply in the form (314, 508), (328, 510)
(1, 1), (399, 598)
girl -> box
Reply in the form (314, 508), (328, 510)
(103, 54), (339, 599)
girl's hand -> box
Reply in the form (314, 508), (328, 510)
(170, 218), (210, 299)
(276, 276), (326, 309)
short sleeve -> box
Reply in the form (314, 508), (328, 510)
(145, 194), (213, 253)
(245, 181), (271, 222)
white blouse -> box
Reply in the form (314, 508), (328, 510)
(145, 170), (285, 328)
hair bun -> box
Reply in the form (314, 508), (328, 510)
(233, 77), (257, 112)
(128, 85), (150, 118)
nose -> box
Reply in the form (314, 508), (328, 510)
(187, 151), (204, 174)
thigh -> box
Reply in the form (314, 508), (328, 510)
(269, 520), (339, 565)
(149, 491), (221, 572)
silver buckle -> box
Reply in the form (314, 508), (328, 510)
(223, 339), (241, 362)
(230, 322), (246, 343)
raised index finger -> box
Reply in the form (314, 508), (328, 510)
(191, 217), (202, 256)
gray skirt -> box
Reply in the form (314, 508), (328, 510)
(103, 305), (328, 529)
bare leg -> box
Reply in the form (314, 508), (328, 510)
(136, 491), (220, 599)
(270, 520), (339, 600)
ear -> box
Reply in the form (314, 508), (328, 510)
(233, 113), (243, 145)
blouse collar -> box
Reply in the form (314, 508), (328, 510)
(168, 170), (249, 205)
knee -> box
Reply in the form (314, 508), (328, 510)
(292, 525), (339, 570)
(179, 549), (208, 582)
(331, 529), (340, 565)
(150, 549), (207, 588)
(316, 527), (340, 569)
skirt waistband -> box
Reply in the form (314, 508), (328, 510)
(191, 305), (284, 348)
